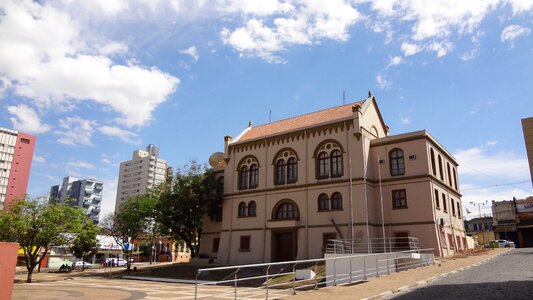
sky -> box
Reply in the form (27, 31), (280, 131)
(1, 0), (532, 221)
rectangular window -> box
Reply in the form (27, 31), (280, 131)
(322, 232), (337, 253)
(434, 189), (440, 209)
(212, 238), (220, 252)
(442, 193), (447, 212)
(447, 233), (454, 249)
(457, 202), (461, 218)
(392, 189), (407, 209)
(239, 236), (250, 252)
(20, 138), (30, 144)
(451, 198), (456, 215)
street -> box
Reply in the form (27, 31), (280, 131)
(392, 248), (533, 300)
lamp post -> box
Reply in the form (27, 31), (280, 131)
(470, 201), (488, 245)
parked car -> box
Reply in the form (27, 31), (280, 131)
(491, 240), (514, 248)
(73, 261), (92, 269)
(105, 258), (127, 267)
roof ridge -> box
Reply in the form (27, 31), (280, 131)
(250, 100), (365, 129)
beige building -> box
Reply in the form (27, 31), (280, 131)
(523, 117), (533, 188)
(115, 144), (168, 211)
(200, 94), (467, 265)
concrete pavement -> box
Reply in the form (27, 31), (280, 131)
(12, 248), (510, 299)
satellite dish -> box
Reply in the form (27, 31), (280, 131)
(209, 152), (225, 168)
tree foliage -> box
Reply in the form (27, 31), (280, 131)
(0, 197), (94, 283)
(100, 193), (157, 271)
(70, 218), (99, 270)
(156, 161), (221, 257)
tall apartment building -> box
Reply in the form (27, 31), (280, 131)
(49, 176), (103, 223)
(522, 117), (533, 188)
(115, 144), (168, 212)
(200, 93), (467, 264)
(0, 127), (35, 210)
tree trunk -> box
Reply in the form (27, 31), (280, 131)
(26, 263), (35, 283)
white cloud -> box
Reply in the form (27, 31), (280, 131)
(33, 155), (46, 163)
(375, 74), (391, 90)
(7, 104), (52, 134)
(455, 147), (530, 181)
(99, 41), (129, 56)
(500, 24), (531, 43)
(66, 160), (96, 169)
(427, 41), (453, 57)
(0, 0), (179, 127)
(400, 117), (411, 124)
(55, 117), (96, 146)
(387, 55), (403, 67)
(98, 125), (141, 145)
(461, 48), (480, 61)
(180, 46), (200, 62)
(99, 177), (118, 220)
(486, 140), (498, 146)
(221, 0), (361, 62)
(401, 42), (422, 56)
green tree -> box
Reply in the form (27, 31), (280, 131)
(70, 218), (99, 271)
(0, 197), (94, 283)
(100, 193), (157, 271)
(156, 161), (221, 257)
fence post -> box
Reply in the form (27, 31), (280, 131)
(314, 262), (319, 290)
(363, 257), (367, 280)
(349, 258), (353, 284)
(333, 259), (337, 286)
(195, 270), (200, 299)
(387, 254), (390, 275)
(265, 265), (271, 300)
(234, 268), (239, 300)
(292, 263), (297, 295)
(376, 256), (379, 277)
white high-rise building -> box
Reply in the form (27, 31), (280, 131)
(115, 144), (168, 212)
(49, 176), (103, 224)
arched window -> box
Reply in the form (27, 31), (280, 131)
(389, 149), (405, 176)
(330, 150), (343, 177)
(239, 166), (249, 190)
(331, 192), (343, 210)
(249, 164), (259, 188)
(238, 202), (247, 217)
(274, 201), (299, 220)
(287, 157), (297, 183)
(248, 201), (257, 217)
(447, 162), (452, 186)
(430, 149), (436, 176)
(438, 155), (444, 180)
(318, 193), (329, 211)
(318, 152), (329, 178)
(275, 159), (286, 185)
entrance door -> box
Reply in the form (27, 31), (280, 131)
(275, 232), (294, 262)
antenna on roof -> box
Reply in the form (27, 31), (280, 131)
(269, 110), (272, 124)
(343, 90), (346, 105)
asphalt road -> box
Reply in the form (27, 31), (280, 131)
(392, 248), (533, 300)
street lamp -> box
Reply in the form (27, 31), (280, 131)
(470, 201), (488, 245)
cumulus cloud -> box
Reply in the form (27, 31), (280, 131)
(375, 74), (392, 90)
(401, 42), (422, 56)
(387, 56), (403, 67)
(0, 0), (179, 127)
(455, 147), (529, 180)
(400, 117), (411, 124)
(221, 0), (361, 62)
(66, 160), (96, 169)
(180, 46), (200, 62)
(33, 155), (46, 163)
(500, 24), (531, 43)
(55, 117), (96, 146)
(99, 41), (129, 56)
(7, 104), (52, 134)
(98, 125), (141, 145)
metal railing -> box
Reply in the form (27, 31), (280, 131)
(325, 237), (420, 254)
(193, 248), (434, 299)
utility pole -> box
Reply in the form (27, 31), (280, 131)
(470, 201), (488, 245)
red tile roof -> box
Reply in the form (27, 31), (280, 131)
(235, 100), (365, 143)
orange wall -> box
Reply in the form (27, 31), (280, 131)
(0, 242), (19, 299)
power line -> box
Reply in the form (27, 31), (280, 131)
(460, 180), (531, 192)
(460, 163), (531, 193)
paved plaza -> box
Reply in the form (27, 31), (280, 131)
(12, 248), (510, 300)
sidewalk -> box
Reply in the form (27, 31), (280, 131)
(288, 248), (510, 300)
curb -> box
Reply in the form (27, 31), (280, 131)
(366, 248), (511, 299)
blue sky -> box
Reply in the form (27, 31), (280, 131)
(1, 0), (532, 220)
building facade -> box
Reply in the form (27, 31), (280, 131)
(0, 127), (36, 210)
(492, 200), (519, 245)
(522, 117), (533, 188)
(49, 176), (103, 223)
(200, 95), (467, 265)
(115, 144), (168, 211)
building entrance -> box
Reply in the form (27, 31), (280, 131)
(274, 231), (295, 262)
